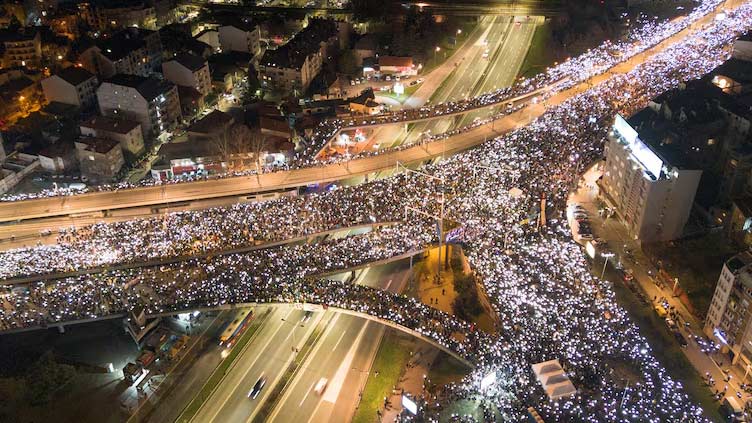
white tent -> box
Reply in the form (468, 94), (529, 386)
(531, 359), (577, 400)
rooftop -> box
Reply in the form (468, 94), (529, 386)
(260, 19), (337, 71)
(81, 115), (141, 135)
(103, 74), (175, 102)
(96, 28), (152, 61)
(378, 56), (413, 68)
(55, 66), (95, 86)
(187, 110), (233, 135)
(77, 136), (120, 154)
(168, 52), (207, 72)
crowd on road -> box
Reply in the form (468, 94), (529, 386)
(1, 0), (750, 421)
(0, 0), (724, 202)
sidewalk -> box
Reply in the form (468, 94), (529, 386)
(380, 340), (439, 422)
(569, 166), (752, 411)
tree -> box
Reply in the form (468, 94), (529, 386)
(213, 123), (265, 172)
(24, 352), (76, 406)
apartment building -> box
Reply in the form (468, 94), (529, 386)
(600, 112), (702, 242)
(218, 19), (261, 56)
(79, 28), (162, 78)
(0, 27), (41, 68)
(257, 19), (338, 95)
(706, 252), (752, 367)
(96, 74), (180, 138)
(41, 66), (98, 109)
(161, 53), (211, 97)
(80, 115), (145, 160)
(75, 137), (125, 181)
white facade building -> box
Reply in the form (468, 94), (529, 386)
(161, 53), (212, 97)
(96, 74), (181, 138)
(600, 114), (702, 242)
(706, 252), (752, 366)
(218, 22), (261, 56)
(41, 66), (98, 109)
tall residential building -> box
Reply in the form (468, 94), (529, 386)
(79, 28), (162, 78)
(600, 112), (702, 242)
(94, 2), (156, 30)
(41, 66), (98, 109)
(706, 252), (752, 366)
(0, 27), (41, 68)
(161, 53), (211, 97)
(218, 20), (261, 56)
(96, 74), (180, 138)
(257, 19), (338, 95)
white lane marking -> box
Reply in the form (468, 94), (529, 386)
(332, 330), (347, 351)
(385, 279), (393, 290)
(299, 385), (313, 407)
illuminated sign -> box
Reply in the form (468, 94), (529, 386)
(613, 114), (663, 178)
(613, 114), (638, 144)
(629, 138), (664, 179)
(585, 241), (596, 259)
(402, 395), (418, 415)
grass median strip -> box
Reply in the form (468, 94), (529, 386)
(251, 315), (329, 423)
(352, 331), (411, 423)
(176, 308), (271, 423)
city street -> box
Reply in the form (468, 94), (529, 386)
(190, 306), (322, 423)
(268, 259), (414, 423)
(569, 166), (749, 418)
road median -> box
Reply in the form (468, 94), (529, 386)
(176, 307), (271, 423)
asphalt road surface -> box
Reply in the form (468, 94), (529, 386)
(190, 305), (322, 423)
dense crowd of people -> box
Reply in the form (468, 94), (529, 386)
(1, 0), (750, 420)
(0, 0), (725, 202)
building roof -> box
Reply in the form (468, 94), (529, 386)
(260, 18), (337, 71)
(39, 141), (73, 158)
(187, 110), (233, 134)
(219, 17), (259, 33)
(713, 58), (752, 85)
(0, 27), (37, 43)
(81, 115), (141, 135)
(97, 29), (148, 61)
(77, 136), (120, 154)
(378, 56), (412, 68)
(55, 66), (95, 86)
(169, 52), (207, 72)
(177, 85), (202, 102)
(158, 140), (218, 161)
(103, 74), (175, 101)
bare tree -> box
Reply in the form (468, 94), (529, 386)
(213, 123), (265, 172)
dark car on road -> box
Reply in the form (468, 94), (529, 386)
(248, 375), (267, 399)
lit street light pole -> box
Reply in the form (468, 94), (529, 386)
(601, 252), (615, 279)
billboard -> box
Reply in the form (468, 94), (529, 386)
(402, 395), (418, 415)
(613, 114), (663, 178)
(613, 114), (638, 144)
(629, 138), (664, 179)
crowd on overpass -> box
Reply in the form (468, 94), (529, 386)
(0, 0), (724, 203)
(0, 0), (749, 421)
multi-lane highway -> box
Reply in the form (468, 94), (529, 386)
(268, 260), (414, 423)
(190, 305), (322, 423)
(189, 258), (413, 423)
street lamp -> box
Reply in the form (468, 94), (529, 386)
(434, 46), (440, 61)
(456, 29), (462, 36)
(601, 252), (615, 279)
